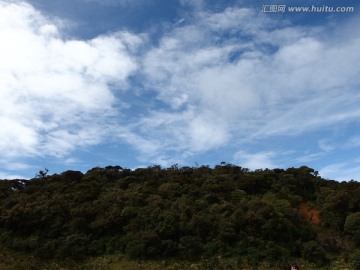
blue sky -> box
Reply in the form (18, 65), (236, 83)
(0, 0), (359, 180)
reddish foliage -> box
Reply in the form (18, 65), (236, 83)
(299, 203), (321, 225)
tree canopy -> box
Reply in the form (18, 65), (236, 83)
(0, 164), (360, 268)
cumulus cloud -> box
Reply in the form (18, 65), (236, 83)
(0, 1), (141, 162)
(2, 1), (359, 176)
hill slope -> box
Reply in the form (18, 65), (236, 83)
(1, 164), (360, 269)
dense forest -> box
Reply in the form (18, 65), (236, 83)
(1, 164), (360, 269)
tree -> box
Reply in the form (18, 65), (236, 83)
(36, 168), (48, 178)
(344, 212), (360, 244)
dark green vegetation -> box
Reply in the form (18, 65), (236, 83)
(1, 164), (360, 269)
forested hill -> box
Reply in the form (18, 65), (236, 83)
(1, 164), (360, 269)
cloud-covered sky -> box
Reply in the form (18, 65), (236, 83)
(1, 0), (359, 180)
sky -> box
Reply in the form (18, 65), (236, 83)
(0, 0), (359, 180)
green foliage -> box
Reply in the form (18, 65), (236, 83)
(344, 212), (360, 243)
(0, 164), (359, 268)
(125, 230), (161, 259)
(179, 236), (203, 260)
(350, 249), (360, 270)
(302, 240), (328, 266)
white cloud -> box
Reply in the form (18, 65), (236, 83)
(189, 115), (229, 151)
(296, 152), (325, 163)
(133, 7), (360, 164)
(0, 1), (141, 162)
(233, 151), (278, 170)
(320, 163), (346, 180)
(1, 1), (359, 176)
(0, 161), (33, 171)
(320, 162), (360, 181)
(318, 139), (335, 152)
(0, 172), (28, 180)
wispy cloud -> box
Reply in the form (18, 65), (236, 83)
(0, 161), (33, 171)
(0, 172), (28, 180)
(318, 139), (335, 152)
(320, 162), (360, 181)
(296, 152), (326, 163)
(233, 151), (278, 170)
(345, 136), (360, 149)
(130, 7), (360, 163)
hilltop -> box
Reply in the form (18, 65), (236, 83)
(1, 164), (360, 269)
